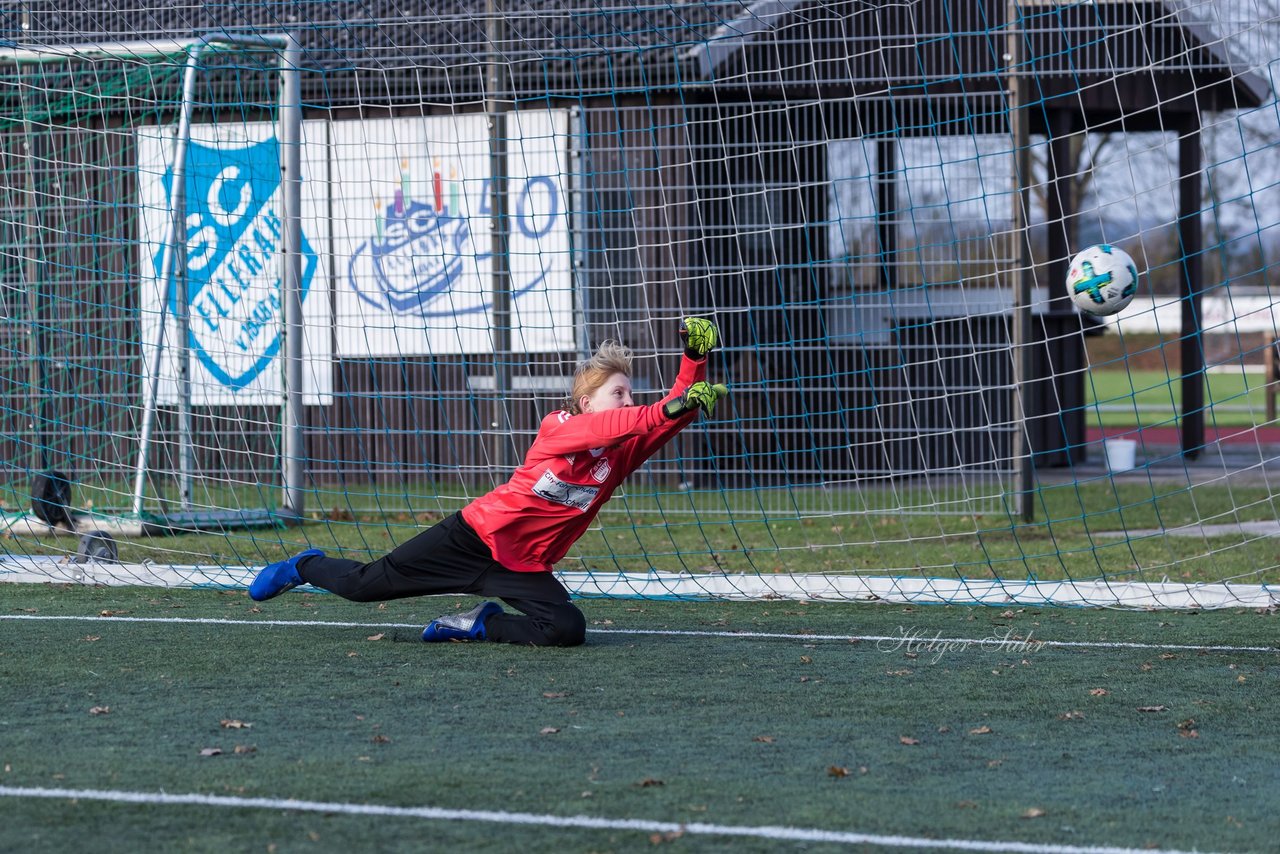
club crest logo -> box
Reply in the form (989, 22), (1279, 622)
(347, 161), (560, 318)
(590, 458), (612, 483)
(154, 136), (318, 390)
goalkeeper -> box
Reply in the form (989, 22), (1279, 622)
(248, 318), (727, 647)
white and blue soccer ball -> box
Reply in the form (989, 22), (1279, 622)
(1066, 244), (1139, 316)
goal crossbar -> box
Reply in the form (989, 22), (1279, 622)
(0, 33), (292, 64)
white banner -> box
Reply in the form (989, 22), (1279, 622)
(137, 120), (333, 406)
(137, 109), (572, 406)
(331, 109), (574, 356)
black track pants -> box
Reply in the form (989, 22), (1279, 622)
(297, 512), (586, 647)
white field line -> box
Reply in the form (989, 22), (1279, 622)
(1, 613), (1276, 654)
(0, 785), (1222, 854)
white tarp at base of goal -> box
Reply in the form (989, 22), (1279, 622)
(0, 557), (1275, 610)
(562, 572), (1280, 610)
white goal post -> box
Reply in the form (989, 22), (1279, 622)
(0, 32), (305, 530)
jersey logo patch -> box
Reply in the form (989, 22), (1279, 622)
(590, 458), (611, 483)
(532, 469), (599, 512)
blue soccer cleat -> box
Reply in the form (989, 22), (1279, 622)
(422, 601), (504, 642)
(249, 548), (324, 601)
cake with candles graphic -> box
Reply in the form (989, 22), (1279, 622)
(347, 160), (488, 317)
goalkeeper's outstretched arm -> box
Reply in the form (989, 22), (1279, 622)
(633, 317), (729, 458)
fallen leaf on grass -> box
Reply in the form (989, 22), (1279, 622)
(753, 735), (775, 743)
(649, 830), (684, 845)
(638, 778), (664, 787)
(1022, 807), (1046, 819)
(365, 633), (384, 642)
(220, 719), (252, 729)
(799, 655), (812, 664)
(199, 748), (223, 757)
(1089, 688), (1109, 696)
(954, 800), (978, 809)
(88, 706), (110, 716)
(542, 691), (569, 699)
(1058, 710), (1085, 720)
(82, 636), (101, 642)
(539, 727), (560, 735)
(371, 734), (391, 744)
(1137, 705), (1168, 713)
(1177, 718), (1200, 739)
(969, 725), (993, 735)
(899, 736), (920, 746)
(233, 745), (256, 755)
(827, 766), (850, 778)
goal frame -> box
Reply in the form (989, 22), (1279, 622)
(0, 32), (306, 528)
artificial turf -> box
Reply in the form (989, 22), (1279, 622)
(1, 584), (1276, 852)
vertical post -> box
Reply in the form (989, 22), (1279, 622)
(876, 136), (898, 293)
(176, 164), (194, 512)
(19, 122), (51, 475)
(1178, 117), (1205, 458)
(279, 34), (306, 518)
(1007, 2), (1035, 521)
(570, 108), (589, 358)
(487, 0), (516, 473)
(18, 0), (44, 483)
(132, 45), (203, 517)
(1044, 110), (1085, 466)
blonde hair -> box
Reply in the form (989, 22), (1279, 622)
(564, 340), (633, 415)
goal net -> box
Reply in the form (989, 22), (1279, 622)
(0, 34), (307, 542)
(1, 1), (1279, 610)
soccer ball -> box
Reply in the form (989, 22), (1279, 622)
(1066, 244), (1139, 316)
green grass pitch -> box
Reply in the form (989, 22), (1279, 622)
(1, 584), (1276, 852)
(1087, 369), (1271, 428)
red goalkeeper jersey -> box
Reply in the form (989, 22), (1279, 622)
(462, 354), (706, 573)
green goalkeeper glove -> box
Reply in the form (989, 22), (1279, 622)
(663, 381), (729, 419)
(680, 317), (719, 359)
